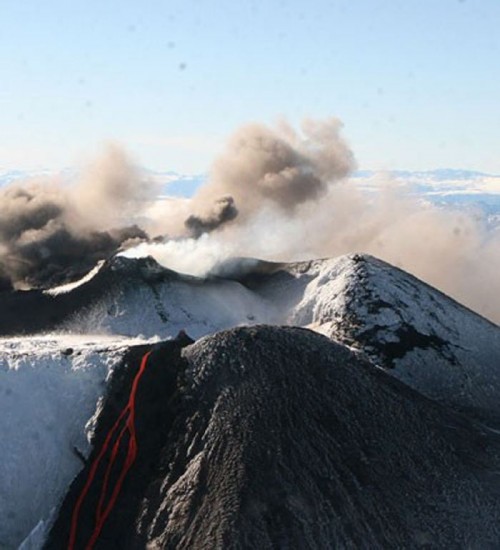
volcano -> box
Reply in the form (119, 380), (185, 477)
(2, 253), (500, 548)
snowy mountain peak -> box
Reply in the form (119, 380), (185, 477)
(243, 253), (500, 422)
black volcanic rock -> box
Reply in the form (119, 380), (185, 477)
(45, 326), (500, 549)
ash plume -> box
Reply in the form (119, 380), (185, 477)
(4, 117), (500, 324)
(184, 118), (354, 233)
(143, 118), (500, 324)
(185, 196), (238, 237)
(0, 145), (154, 289)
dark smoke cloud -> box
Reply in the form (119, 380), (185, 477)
(0, 145), (154, 289)
(185, 196), (238, 238)
(12, 225), (146, 288)
(183, 118), (354, 232)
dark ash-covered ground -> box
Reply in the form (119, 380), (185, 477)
(45, 326), (500, 549)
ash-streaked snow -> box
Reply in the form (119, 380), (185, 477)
(248, 253), (500, 422)
(0, 334), (153, 548)
(56, 257), (276, 339)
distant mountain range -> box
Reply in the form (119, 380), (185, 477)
(0, 168), (57, 186)
(2, 167), (499, 196)
(354, 168), (497, 180)
(0, 167), (206, 197)
(7, 166), (500, 224)
(351, 169), (500, 219)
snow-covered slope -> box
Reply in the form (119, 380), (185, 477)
(3, 252), (499, 422)
(0, 335), (153, 549)
(0, 256), (274, 339)
(67, 257), (272, 339)
(0, 259), (275, 546)
(244, 254), (500, 422)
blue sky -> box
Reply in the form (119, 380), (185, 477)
(1, 0), (499, 173)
